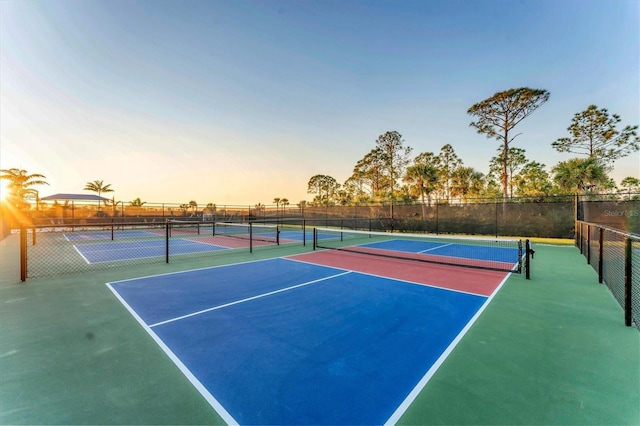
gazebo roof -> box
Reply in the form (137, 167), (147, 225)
(40, 193), (110, 201)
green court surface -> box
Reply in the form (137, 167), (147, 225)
(0, 233), (638, 425)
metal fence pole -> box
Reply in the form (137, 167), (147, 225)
(525, 239), (530, 280)
(598, 228), (604, 284)
(20, 222), (27, 282)
(165, 220), (169, 263)
(624, 237), (632, 327)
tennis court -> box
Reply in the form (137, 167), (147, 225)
(0, 228), (638, 425)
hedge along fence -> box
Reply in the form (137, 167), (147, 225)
(303, 201), (576, 238)
(4, 196), (638, 240)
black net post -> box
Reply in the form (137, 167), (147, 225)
(249, 223), (253, 253)
(313, 228), (317, 250)
(20, 222), (27, 282)
(111, 219), (115, 241)
(302, 220), (306, 246)
(624, 237), (632, 327)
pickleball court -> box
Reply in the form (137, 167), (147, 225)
(107, 234), (517, 424)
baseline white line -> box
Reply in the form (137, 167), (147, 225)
(105, 282), (239, 425)
(384, 271), (512, 425)
(149, 271), (352, 328)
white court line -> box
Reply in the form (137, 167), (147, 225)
(384, 271), (512, 425)
(285, 256), (487, 298)
(73, 245), (92, 264)
(105, 282), (239, 425)
(418, 242), (454, 253)
(148, 271), (352, 328)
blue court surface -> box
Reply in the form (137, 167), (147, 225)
(362, 239), (519, 263)
(107, 257), (495, 424)
(75, 239), (226, 263)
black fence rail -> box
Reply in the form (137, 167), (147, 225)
(576, 221), (639, 330)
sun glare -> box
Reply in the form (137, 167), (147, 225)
(0, 181), (9, 202)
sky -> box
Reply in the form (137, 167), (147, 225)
(1, 0), (638, 206)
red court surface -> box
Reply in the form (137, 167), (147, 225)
(289, 250), (509, 296)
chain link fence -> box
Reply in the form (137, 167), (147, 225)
(576, 221), (639, 331)
(19, 221), (298, 280)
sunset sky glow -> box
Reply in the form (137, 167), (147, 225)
(1, 0), (638, 206)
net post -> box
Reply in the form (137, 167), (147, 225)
(249, 223), (253, 253)
(598, 228), (604, 284)
(212, 222), (216, 236)
(165, 220), (169, 263)
(111, 219), (114, 241)
(276, 225), (280, 245)
(313, 227), (317, 250)
(624, 237), (632, 327)
(20, 222), (27, 282)
(303, 220), (306, 246)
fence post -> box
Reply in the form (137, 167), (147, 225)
(165, 220), (169, 263)
(20, 222), (27, 282)
(495, 200), (498, 238)
(624, 238), (632, 327)
(525, 239), (530, 280)
(586, 224), (591, 264)
(598, 228), (604, 284)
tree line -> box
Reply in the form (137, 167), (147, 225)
(2, 88), (639, 213)
(305, 88), (639, 206)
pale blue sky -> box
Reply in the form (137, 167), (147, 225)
(1, 0), (638, 205)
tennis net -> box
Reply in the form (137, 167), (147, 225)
(213, 222), (280, 245)
(313, 227), (524, 273)
(167, 220), (214, 237)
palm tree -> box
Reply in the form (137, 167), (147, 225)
(188, 200), (198, 216)
(404, 164), (439, 208)
(129, 198), (146, 207)
(552, 158), (608, 194)
(451, 167), (484, 204)
(0, 168), (49, 211)
(280, 198), (289, 217)
(83, 180), (114, 209)
(273, 197), (281, 218)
